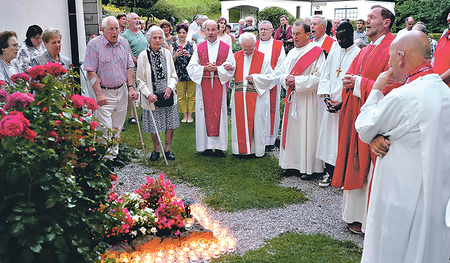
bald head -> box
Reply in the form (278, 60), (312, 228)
(389, 30), (431, 82)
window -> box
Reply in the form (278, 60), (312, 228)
(334, 7), (357, 20)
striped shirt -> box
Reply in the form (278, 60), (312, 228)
(84, 35), (134, 88)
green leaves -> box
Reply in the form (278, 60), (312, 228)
(10, 222), (25, 237)
(1, 136), (16, 152)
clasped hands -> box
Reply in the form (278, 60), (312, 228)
(324, 97), (342, 113)
(148, 87), (172, 103)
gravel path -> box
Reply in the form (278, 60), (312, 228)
(113, 150), (364, 254)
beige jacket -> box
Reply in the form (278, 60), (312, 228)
(137, 47), (178, 110)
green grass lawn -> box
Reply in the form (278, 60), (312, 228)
(121, 111), (306, 212)
(217, 232), (362, 263)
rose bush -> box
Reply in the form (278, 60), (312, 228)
(0, 64), (119, 262)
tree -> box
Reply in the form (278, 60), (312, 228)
(394, 0), (450, 33)
(258, 7), (296, 31)
(139, 0), (177, 23)
(109, 0), (158, 10)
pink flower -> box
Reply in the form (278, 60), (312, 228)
(22, 128), (37, 142)
(3, 92), (34, 110)
(28, 65), (47, 80)
(45, 62), (67, 77)
(0, 80), (5, 86)
(0, 89), (8, 101)
(2, 116), (24, 137)
(90, 121), (98, 130)
(10, 73), (31, 83)
(48, 131), (58, 138)
(42, 107), (48, 113)
(71, 94), (85, 109)
(79, 117), (84, 122)
(175, 230), (180, 236)
(110, 174), (117, 181)
(158, 173), (165, 181)
(55, 120), (61, 127)
(0, 108), (5, 117)
(85, 97), (98, 111)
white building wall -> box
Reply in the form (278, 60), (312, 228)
(221, 0), (395, 24)
(0, 0), (87, 65)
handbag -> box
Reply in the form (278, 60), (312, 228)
(146, 49), (174, 107)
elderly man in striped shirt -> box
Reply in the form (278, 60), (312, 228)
(84, 16), (139, 167)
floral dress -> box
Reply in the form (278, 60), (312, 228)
(171, 41), (194, 82)
(142, 48), (180, 134)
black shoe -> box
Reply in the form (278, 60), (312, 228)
(214, 150), (225, 157)
(128, 116), (137, 124)
(282, 169), (301, 176)
(150, 151), (160, 161)
(300, 173), (320, 180)
(112, 158), (126, 167)
(201, 149), (214, 156)
(122, 126), (126, 131)
(165, 151), (175, 160)
(265, 145), (275, 152)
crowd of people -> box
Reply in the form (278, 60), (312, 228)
(1, 6), (450, 261)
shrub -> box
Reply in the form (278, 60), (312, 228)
(258, 7), (296, 31)
(0, 64), (117, 262)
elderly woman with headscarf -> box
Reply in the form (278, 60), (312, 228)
(16, 25), (46, 73)
(0, 31), (21, 85)
(31, 28), (71, 69)
(137, 26), (179, 162)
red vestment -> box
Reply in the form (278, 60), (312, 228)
(434, 33), (450, 86)
(197, 41), (230, 136)
(233, 50), (265, 153)
(332, 33), (400, 190)
(255, 39), (283, 136)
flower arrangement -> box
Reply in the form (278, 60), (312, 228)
(103, 174), (186, 244)
(0, 63), (118, 262)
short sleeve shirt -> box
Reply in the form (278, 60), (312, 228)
(122, 30), (148, 58)
(84, 35), (134, 88)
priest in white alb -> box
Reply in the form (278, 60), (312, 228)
(231, 33), (275, 157)
(356, 31), (450, 263)
(255, 20), (285, 151)
(187, 20), (235, 157)
(279, 20), (326, 178)
(316, 22), (360, 187)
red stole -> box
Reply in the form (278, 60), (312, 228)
(433, 34), (450, 85)
(197, 41), (230, 136)
(322, 36), (335, 54)
(281, 46), (323, 149)
(233, 50), (264, 154)
(255, 39), (284, 136)
(332, 33), (400, 190)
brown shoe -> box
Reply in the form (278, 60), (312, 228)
(347, 222), (363, 235)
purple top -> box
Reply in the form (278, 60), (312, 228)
(274, 25), (292, 42)
(84, 35), (134, 88)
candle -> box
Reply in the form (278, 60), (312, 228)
(143, 253), (153, 263)
(213, 249), (221, 258)
(155, 257), (163, 263)
(185, 218), (194, 230)
(198, 238), (208, 249)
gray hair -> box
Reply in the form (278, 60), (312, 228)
(198, 15), (209, 23)
(102, 16), (118, 29)
(245, 16), (253, 22)
(413, 23), (428, 35)
(239, 19), (245, 23)
(239, 32), (256, 45)
(293, 20), (311, 33)
(202, 19), (218, 31)
(259, 20), (273, 30)
(312, 15), (327, 26)
(41, 28), (62, 43)
(145, 26), (164, 42)
(127, 13), (138, 21)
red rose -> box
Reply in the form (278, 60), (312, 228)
(22, 128), (37, 142)
(28, 65), (47, 80)
(110, 174), (117, 181)
(90, 121), (98, 130)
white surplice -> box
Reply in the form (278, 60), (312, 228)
(316, 44), (360, 165)
(231, 53), (275, 157)
(187, 40), (235, 152)
(256, 38), (286, 145)
(279, 43), (325, 174)
(355, 74), (450, 263)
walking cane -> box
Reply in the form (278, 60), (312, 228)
(131, 93), (146, 159)
(141, 93), (169, 166)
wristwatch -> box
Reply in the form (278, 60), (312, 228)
(128, 84), (135, 89)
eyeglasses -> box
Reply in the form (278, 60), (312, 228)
(106, 28), (119, 32)
(259, 28), (272, 32)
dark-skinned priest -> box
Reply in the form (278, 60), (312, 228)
(331, 5), (401, 235)
(279, 20), (326, 178)
(316, 22), (360, 188)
